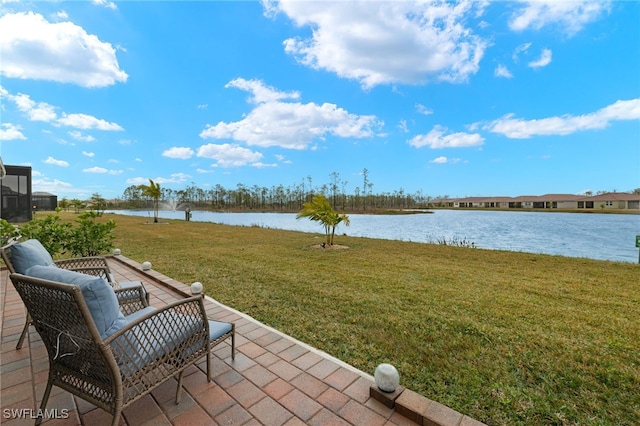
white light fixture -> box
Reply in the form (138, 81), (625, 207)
(190, 282), (203, 294)
(141, 261), (152, 271)
(113, 248), (122, 255)
(374, 363), (400, 393)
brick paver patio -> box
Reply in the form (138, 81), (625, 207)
(1, 255), (485, 426)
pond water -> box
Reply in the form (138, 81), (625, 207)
(108, 209), (640, 263)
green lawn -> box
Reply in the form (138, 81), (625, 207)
(100, 213), (640, 425)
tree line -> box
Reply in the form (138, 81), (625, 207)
(113, 169), (433, 212)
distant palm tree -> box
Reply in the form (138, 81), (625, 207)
(138, 179), (162, 223)
(297, 194), (350, 246)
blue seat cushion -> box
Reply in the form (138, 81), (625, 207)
(10, 240), (55, 274)
(208, 320), (233, 342)
(113, 309), (206, 375)
(111, 310), (231, 376)
(24, 265), (126, 339)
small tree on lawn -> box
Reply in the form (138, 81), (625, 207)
(138, 179), (162, 223)
(297, 194), (350, 246)
(89, 193), (107, 216)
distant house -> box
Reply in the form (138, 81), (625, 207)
(577, 192), (640, 210)
(32, 191), (58, 211)
(442, 193), (639, 210)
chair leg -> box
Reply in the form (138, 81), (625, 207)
(175, 370), (185, 404)
(231, 325), (236, 360)
(206, 349), (212, 382)
(111, 411), (122, 426)
(35, 380), (54, 426)
(16, 318), (30, 350)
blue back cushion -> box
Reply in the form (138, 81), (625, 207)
(10, 240), (55, 274)
(24, 265), (126, 339)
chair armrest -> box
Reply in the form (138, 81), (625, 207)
(55, 256), (109, 270)
(54, 265), (111, 281)
(114, 285), (149, 315)
(105, 296), (209, 379)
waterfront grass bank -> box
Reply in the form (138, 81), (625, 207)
(61, 213), (640, 424)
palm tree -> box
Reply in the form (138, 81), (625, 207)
(138, 179), (162, 223)
(297, 194), (350, 246)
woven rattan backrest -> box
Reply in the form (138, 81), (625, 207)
(1, 243), (16, 273)
(9, 273), (118, 407)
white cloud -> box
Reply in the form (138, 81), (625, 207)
(226, 78), (300, 104)
(83, 167), (108, 173)
(509, 1), (611, 36)
(200, 79), (382, 149)
(272, 1), (488, 88)
(82, 151), (95, 157)
(528, 49), (552, 68)
(127, 173), (190, 186)
(43, 156), (69, 167)
(197, 143), (264, 167)
(126, 177), (148, 185)
(430, 156), (461, 164)
(512, 42), (532, 62)
(160, 173), (190, 183)
(408, 125), (484, 149)
(5, 91), (57, 122)
(68, 130), (96, 142)
(494, 64), (513, 78)
(0, 12), (127, 87)
(57, 113), (123, 131)
(162, 147), (195, 159)
(416, 104), (434, 116)
(1, 86), (123, 131)
(92, 0), (117, 10)
(83, 166), (122, 175)
(274, 154), (290, 163)
(32, 177), (73, 193)
(0, 123), (26, 140)
(485, 98), (640, 138)
(397, 120), (409, 133)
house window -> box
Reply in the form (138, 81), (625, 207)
(605, 201), (613, 207)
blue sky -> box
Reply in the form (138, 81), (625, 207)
(1, 0), (638, 201)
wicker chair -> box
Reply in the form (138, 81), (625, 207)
(1, 240), (149, 349)
(10, 272), (235, 426)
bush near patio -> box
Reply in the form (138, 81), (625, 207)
(3, 212), (115, 257)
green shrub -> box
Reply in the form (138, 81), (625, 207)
(63, 211), (116, 257)
(6, 212), (116, 258)
(0, 219), (21, 246)
(17, 214), (72, 256)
